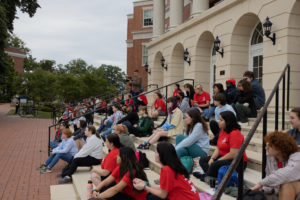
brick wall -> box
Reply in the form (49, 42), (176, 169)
(4, 47), (25, 73)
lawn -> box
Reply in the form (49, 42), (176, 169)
(7, 109), (52, 119)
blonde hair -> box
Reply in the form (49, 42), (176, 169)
(195, 84), (203, 91)
(114, 124), (128, 135)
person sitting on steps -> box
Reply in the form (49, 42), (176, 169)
(37, 129), (78, 174)
(113, 124), (136, 152)
(194, 111), (248, 182)
(131, 106), (153, 137)
(288, 107), (300, 146)
(138, 96), (183, 150)
(175, 108), (210, 159)
(149, 92), (167, 119)
(209, 93), (236, 145)
(251, 131), (300, 200)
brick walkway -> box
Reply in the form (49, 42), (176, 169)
(0, 104), (65, 200)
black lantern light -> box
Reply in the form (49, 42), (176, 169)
(160, 56), (168, 71)
(143, 62), (151, 75)
(184, 48), (191, 66)
(214, 36), (224, 57)
(263, 17), (276, 45)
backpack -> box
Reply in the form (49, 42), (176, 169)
(217, 165), (238, 189)
(138, 151), (149, 169)
(243, 189), (267, 200)
(180, 156), (194, 174)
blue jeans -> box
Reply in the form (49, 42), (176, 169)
(101, 128), (113, 141)
(201, 106), (216, 119)
(175, 134), (207, 158)
(45, 153), (73, 169)
(50, 141), (60, 149)
(97, 119), (113, 133)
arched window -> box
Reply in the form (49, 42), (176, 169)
(249, 23), (263, 84)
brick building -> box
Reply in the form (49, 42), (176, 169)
(4, 47), (25, 73)
(126, 0), (194, 88)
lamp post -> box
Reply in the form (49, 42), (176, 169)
(184, 48), (191, 65)
(214, 36), (224, 58)
(263, 17), (276, 45)
(161, 56), (168, 71)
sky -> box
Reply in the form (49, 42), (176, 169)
(13, 0), (134, 72)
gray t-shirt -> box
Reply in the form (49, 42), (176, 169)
(288, 128), (300, 146)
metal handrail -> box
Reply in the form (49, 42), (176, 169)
(47, 79), (194, 155)
(213, 64), (290, 199)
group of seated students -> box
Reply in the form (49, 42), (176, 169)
(39, 70), (300, 199)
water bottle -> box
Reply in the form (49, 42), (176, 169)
(87, 180), (93, 199)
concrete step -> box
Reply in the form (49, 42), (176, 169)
(50, 184), (79, 200)
(72, 167), (93, 200)
(131, 135), (262, 172)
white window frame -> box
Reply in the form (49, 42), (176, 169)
(143, 8), (153, 27)
(210, 46), (216, 102)
(142, 45), (148, 66)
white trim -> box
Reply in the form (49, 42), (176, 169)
(210, 47), (216, 101)
(249, 22), (263, 71)
(133, 0), (153, 7)
(127, 14), (134, 19)
(5, 51), (26, 59)
(126, 40), (133, 48)
(142, 6), (153, 10)
(132, 30), (153, 40)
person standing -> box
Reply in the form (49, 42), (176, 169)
(130, 69), (142, 110)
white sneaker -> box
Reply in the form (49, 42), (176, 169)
(238, 122), (248, 126)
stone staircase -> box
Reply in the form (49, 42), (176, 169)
(50, 110), (290, 200)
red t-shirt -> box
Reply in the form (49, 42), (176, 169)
(138, 94), (148, 105)
(154, 98), (166, 112)
(173, 90), (181, 97)
(160, 166), (200, 200)
(125, 99), (135, 110)
(217, 129), (248, 162)
(193, 91), (210, 106)
(101, 148), (119, 172)
(111, 166), (147, 200)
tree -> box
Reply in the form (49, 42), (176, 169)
(7, 34), (31, 55)
(97, 64), (126, 89)
(64, 59), (88, 76)
(0, 53), (15, 102)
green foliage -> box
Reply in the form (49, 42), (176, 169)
(0, 53), (15, 102)
(98, 64), (126, 88)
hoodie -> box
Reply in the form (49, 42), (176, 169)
(225, 80), (238, 105)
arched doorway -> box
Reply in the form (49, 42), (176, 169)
(169, 43), (185, 83)
(210, 47), (216, 99)
(195, 31), (215, 92)
(152, 51), (164, 87)
(249, 23), (263, 84)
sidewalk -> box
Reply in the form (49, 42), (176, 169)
(0, 104), (66, 200)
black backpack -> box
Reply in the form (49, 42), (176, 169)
(138, 151), (149, 169)
(243, 190), (267, 200)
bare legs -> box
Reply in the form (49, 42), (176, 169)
(146, 128), (168, 144)
(279, 181), (300, 200)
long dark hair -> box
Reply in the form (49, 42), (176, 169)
(184, 83), (195, 98)
(79, 120), (87, 129)
(106, 134), (122, 148)
(119, 147), (148, 192)
(166, 96), (178, 114)
(186, 109), (208, 135)
(220, 111), (241, 133)
(157, 142), (189, 179)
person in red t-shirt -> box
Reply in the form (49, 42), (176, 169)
(193, 84), (210, 113)
(149, 92), (167, 119)
(91, 134), (122, 187)
(93, 147), (148, 200)
(137, 93), (148, 107)
(194, 111), (248, 181)
(134, 142), (200, 200)
(173, 84), (182, 97)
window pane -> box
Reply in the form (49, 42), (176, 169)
(253, 56), (258, 67)
(251, 23), (263, 45)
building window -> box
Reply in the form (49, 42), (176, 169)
(143, 9), (153, 27)
(142, 45), (148, 66)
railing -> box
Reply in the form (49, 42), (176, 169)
(51, 84), (159, 124)
(213, 64), (290, 200)
(47, 79), (193, 155)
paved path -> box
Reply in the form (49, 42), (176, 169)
(0, 104), (65, 200)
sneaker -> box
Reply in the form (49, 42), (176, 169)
(137, 143), (146, 149)
(58, 176), (72, 184)
(36, 164), (47, 170)
(56, 173), (63, 178)
(40, 167), (52, 174)
(193, 172), (206, 182)
(238, 121), (248, 126)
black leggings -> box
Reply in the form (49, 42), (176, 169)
(62, 156), (101, 177)
(200, 156), (247, 178)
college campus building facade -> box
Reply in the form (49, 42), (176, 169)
(4, 47), (25, 73)
(127, 0), (300, 108)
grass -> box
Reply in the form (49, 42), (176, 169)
(7, 109), (52, 119)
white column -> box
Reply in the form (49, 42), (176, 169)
(191, 0), (209, 17)
(153, 0), (165, 38)
(169, 0), (184, 29)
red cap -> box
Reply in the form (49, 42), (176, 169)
(226, 79), (236, 86)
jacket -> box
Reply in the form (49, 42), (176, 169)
(262, 152), (300, 193)
(251, 79), (266, 108)
(178, 97), (190, 114)
(105, 110), (124, 126)
(136, 116), (153, 136)
(225, 83), (238, 105)
(167, 107), (184, 136)
(52, 138), (78, 156)
(175, 123), (210, 153)
(117, 111), (139, 125)
(234, 91), (257, 117)
(73, 127), (86, 141)
(74, 135), (104, 159)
